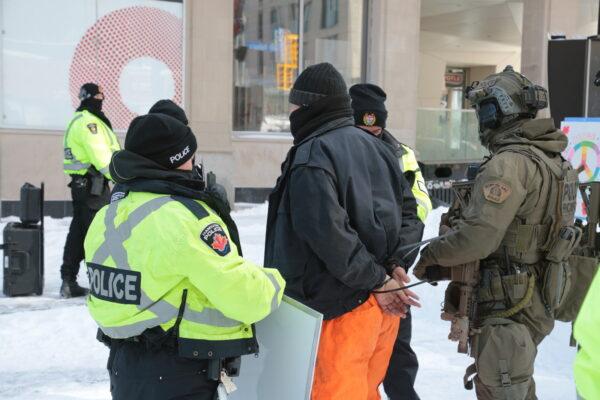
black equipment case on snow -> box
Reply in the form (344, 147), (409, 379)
(1, 183), (45, 296)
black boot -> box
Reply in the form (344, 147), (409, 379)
(60, 279), (89, 298)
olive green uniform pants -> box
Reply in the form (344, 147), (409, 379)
(472, 284), (554, 400)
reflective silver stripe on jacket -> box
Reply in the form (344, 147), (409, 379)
(63, 113), (84, 148)
(416, 197), (430, 210)
(262, 270), (282, 313)
(91, 196), (242, 338)
(64, 162), (91, 171)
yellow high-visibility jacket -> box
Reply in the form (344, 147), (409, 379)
(85, 191), (285, 359)
(63, 110), (120, 179)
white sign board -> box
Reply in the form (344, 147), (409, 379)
(229, 296), (322, 400)
(561, 118), (600, 218)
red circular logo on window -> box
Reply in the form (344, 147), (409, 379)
(69, 6), (183, 131)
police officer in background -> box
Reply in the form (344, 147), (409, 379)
(350, 83), (431, 400)
(61, 83), (120, 298)
(414, 66), (578, 399)
(350, 84), (432, 223)
(85, 112), (285, 399)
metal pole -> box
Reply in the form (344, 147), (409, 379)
(298, 0), (305, 72)
(360, 0), (370, 83)
(0, 1), (4, 220)
(597, 0), (600, 36)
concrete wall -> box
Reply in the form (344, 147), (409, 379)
(367, 0), (421, 148)
(468, 66), (497, 85)
(0, 129), (72, 201)
(417, 52), (446, 108)
(232, 135), (292, 189)
(185, 0), (235, 203)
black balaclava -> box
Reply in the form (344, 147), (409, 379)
(77, 83), (112, 130)
(288, 63), (352, 143)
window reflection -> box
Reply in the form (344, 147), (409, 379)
(233, 0), (363, 133)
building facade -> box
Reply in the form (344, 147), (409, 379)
(0, 0), (598, 215)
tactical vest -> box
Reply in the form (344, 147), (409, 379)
(490, 145), (578, 265)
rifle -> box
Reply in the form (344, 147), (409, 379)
(440, 163), (480, 231)
(440, 261), (480, 354)
(438, 174), (481, 355)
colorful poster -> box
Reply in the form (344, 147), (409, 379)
(561, 118), (600, 219)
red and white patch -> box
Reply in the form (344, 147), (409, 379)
(200, 223), (231, 256)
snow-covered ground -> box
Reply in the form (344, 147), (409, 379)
(0, 204), (577, 399)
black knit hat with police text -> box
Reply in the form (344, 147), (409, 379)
(149, 99), (189, 125)
(124, 114), (197, 169)
(289, 62), (348, 106)
(349, 83), (388, 128)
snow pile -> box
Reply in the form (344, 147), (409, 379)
(0, 204), (576, 399)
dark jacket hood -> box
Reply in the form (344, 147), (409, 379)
(489, 118), (568, 154)
(110, 150), (202, 188)
(109, 149), (240, 253)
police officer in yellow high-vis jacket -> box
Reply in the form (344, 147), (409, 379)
(350, 83), (431, 400)
(84, 112), (285, 400)
(61, 83), (120, 298)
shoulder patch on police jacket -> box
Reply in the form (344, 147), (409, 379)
(87, 123), (98, 134)
(483, 181), (512, 204)
(201, 223), (231, 256)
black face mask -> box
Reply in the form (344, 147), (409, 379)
(288, 94), (354, 144)
(77, 98), (112, 130)
(289, 106), (307, 137)
(82, 98), (103, 113)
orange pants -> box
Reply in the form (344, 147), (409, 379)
(311, 295), (400, 400)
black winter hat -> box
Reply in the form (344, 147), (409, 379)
(78, 83), (102, 101)
(124, 113), (197, 169)
(349, 83), (388, 128)
(149, 99), (188, 125)
(289, 62), (348, 106)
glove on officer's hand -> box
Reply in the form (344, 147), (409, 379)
(413, 261), (428, 281)
(414, 263), (448, 283)
(413, 246), (433, 280)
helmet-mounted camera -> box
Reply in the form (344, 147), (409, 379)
(522, 85), (548, 111)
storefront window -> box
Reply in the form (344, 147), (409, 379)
(0, 0), (183, 132)
(321, 0), (339, 29)
(233, 0), (364, 133)
(303, 0), (362, 86)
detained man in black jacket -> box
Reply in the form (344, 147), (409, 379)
(264, 63), (422, 400)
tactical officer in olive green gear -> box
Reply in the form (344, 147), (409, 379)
(414, 66), (579, 400)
